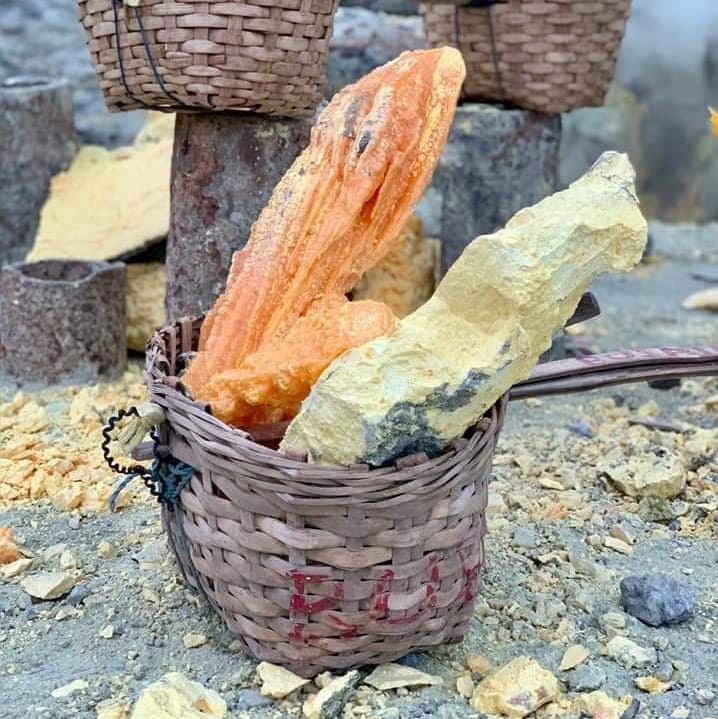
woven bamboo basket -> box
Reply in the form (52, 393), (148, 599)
(78, 0), (339, 116)
(420, 0), (632, 113)
(145, 317), (506, 676)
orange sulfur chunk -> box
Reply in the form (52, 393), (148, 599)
(200, 296), (398, 428)
(185, 48), (465, 396)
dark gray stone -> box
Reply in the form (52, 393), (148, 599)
(230, 689), (273, 711)
(417, 104), (561, 273)
(326, 7), (424, 97)
(565, 663), (606, 692)
(568, 421), (594, 439)
(0, 260), (126, 385)
(66, 585), (90, 607)
(165, 114), (312, 319)
(0, 77), (76, 265)
(619, 574), (696, 627)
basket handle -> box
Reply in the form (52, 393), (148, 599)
(510, 346), (718, 400)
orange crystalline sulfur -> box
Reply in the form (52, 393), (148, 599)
(200, 296), (399, 427)
(184, 48), (465, 427)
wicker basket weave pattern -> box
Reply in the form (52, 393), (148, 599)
(78, 0), (339, 116)
(146, 318), (506, 676)
(420, 0), (632, 114)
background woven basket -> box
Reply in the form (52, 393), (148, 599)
(420, 0), (632, 114)
(146, 317), (507, 677)
(78, 0), (339, 116)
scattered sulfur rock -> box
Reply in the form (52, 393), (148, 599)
(52, 679), (89, 699)
(456, 674), (475, 699)
(600, 612), (626, 632)
(620, 574), (696, 627)
(131, 672), (226, 719)
(635, 675), (672, 694)
(0, 527), (21, 564)
(682, 287), (718, 311)
(96, 698), (130, 719)
(471, 656), (559, 718)
(560, 644), (590, 671)
(257, 662), (310, 699)
(569, 552), (612, 582)
(126, 263), (167, 352)
(538, 476), (564, 491)
(694, 688), (716, 705)
(364, 664), (442, 691)
(59, 549), (78, 570)
(21, 571), (75, 600)
(29, 114), (173, 263)
(637, 496), (675, 523)
(609, 524), (636, 546)
(466, 654), (494, 676)
(99, 624), (115, 639)
(97, 541), (115, 559)
(0, 557), (33, 578)
(182, 632), (207, 649)
(283, 152), (647, 466)
(573, 691), (632, 719)
(670, 707), (691, 719)
(132, 541), (167, 568)
(604, 536), (634, 555)
(600, 447), (686, 499)
(606, 636), (657, 668)
(302, 670), (360, 719)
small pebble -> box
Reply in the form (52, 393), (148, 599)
(567, 421), (594, 439)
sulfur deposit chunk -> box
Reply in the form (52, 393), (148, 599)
(0, 527), (20, 564)
(283, 152), (647, 466)
(28, 114), (173, 262)
(126, 263), (166, 352)
(131, 673), (226, 719)
(352, 217), (440, 318)
(184, 48), (465, 397)
(470, 656), (558, 718)
(201, 296), (398, 428)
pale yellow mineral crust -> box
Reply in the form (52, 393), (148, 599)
(28, 114), (173, 262)
(282, 152), (648, 466)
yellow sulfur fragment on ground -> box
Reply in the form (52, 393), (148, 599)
(710, 107), (718, 137)
(0, 367), (146, 511)
(28, 114), (173, 262)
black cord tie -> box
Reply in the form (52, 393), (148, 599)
(102, 407), (194, 512)
(112, 0), (204, 111)
(456, 0), (507, 103)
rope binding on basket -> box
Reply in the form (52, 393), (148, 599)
(111, 0), (204, 111)
(101, 405), (194, 512)
(455, 0), (508, 102)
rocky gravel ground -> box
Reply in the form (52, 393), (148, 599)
(1, 223), (717, 719)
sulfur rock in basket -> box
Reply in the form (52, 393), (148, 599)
(183, 48), (466, 423)
(282, 152), (649, 466)
(199, 296), (398, 427)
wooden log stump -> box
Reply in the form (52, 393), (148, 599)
(0, 260), (126, 385)
(417, 103), (561, 273)
(166, 113), (313, 319)
(0, 77), (77, 266)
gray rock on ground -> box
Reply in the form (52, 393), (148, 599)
(620, 574), (697, 627)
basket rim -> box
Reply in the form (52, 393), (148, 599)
(145, 317), (507, 480)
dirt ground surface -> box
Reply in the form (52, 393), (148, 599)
(1, 222), (717, 719)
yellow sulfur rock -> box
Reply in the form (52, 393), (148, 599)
(471, 656), (559, 718)
(0, 367), (146, 511)
(283, 152), (648, 466)
(126, 263), (167, 352)
(29, 114), (173, 263)
(352, 217), (440, 318)
(131, 673), (225, 719)
(682, 287), (718, 311)
(573, 691), (632, 719)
